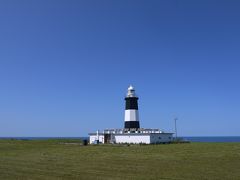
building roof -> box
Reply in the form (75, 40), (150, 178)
(89, 132), (174, 136)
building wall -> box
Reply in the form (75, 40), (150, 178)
(114, 133), (173, 144)
(115, 134), (151, 144)
(90, 133), (173, 144)
(89, 135), (104, 144)
(150, 134), (173, 143)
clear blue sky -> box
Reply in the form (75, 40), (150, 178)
(0, 0), (239, 137)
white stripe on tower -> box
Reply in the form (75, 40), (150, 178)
(124, 110), (139, 122)
(124, 85), (140, 129)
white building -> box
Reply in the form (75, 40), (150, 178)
(89, 129), (173, 144)
(89, 86), (173, 144)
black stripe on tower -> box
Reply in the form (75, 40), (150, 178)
(125, 97), (138, 110)
(124, 121), (140, 129)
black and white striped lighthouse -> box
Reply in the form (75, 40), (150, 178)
(124, 85), (140, 130)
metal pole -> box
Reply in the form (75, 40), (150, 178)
(174, 118), (178, 139)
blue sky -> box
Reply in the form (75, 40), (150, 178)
(0, 0), (240, 137)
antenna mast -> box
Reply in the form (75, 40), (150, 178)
(174, 118), (178, 139)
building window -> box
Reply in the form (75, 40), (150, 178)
(159, 137), (161, 139)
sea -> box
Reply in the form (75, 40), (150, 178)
(0, 136), (240, 142)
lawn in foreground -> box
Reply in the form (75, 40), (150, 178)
(0, 139), (239, 180)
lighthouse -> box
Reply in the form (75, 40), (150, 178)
(124, 85), (140, 130)
(89, 85), (174, 144)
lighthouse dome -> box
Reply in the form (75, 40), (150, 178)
(128, 85), (134, 91)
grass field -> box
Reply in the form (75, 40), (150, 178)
(0, 139), (239, 180)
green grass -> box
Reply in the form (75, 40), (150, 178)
(0, 139), (239, 180)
